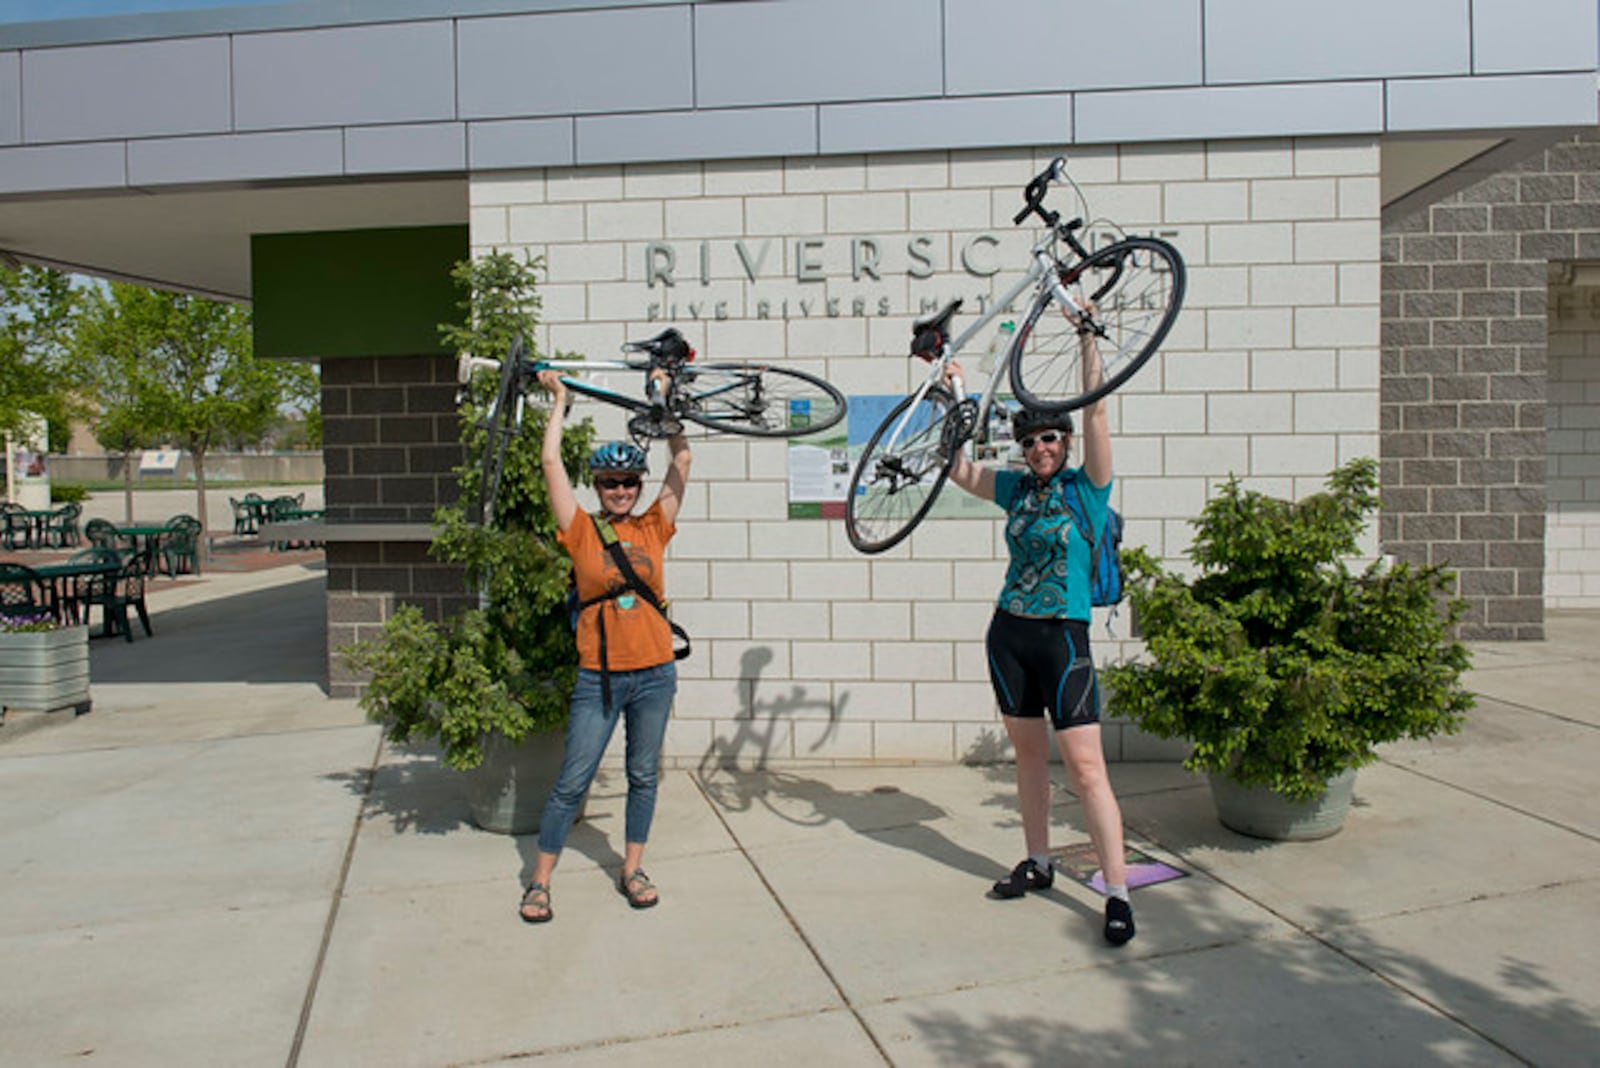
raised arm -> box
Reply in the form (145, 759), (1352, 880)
(650, 367), (692, 525)
(655, 431), (692, 527)
(1077, 314), (1112, 488)
(538, 369), (580, 533)
(941, 361), (996, 501)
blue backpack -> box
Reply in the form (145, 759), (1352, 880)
(1060, 475), (1125, 609)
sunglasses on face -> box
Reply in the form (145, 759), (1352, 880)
(1019, 431), (1064, 450)
(595, 476), (642, 491)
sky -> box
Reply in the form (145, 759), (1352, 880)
(0, 1), (295, 23)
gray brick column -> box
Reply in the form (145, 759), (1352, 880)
(321, 354), (475, 697)
(1380, 132), (1600, 639)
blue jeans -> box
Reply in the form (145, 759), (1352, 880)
(537, 663), (677, 856)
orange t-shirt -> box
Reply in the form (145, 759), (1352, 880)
(558, 502), (677, 672)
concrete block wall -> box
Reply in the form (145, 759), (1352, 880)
(472, 139), (1381, 768)
(321, 354), (474, 698)
(1380, 132), (1600, 636)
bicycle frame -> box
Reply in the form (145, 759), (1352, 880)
(884, 233), (1086, 456)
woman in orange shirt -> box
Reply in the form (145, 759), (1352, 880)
(519, 369), (691, 924)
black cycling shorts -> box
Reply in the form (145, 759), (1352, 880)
(984, 610), (1100, 730)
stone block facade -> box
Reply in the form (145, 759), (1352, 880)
(472, 140), (1382, 766)
(321, 353), (474, 697)
(1380, 131), (1600, 638)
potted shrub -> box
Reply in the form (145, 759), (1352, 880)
(342, 251), (595, 833)
(1103, 457), (1474, 839)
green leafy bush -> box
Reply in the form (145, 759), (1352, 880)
(50, 482), (88, 504)
(342, 251), (595, 770)
(1104, 458), (1473, 800)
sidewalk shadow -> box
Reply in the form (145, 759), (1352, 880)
(899, 900), (1600, 1064)
(88, 571), (326, 687)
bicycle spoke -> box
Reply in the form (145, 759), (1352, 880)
(1010, 237), (1184, 412)
(845, 388), (960, 553)
(679, 363), (846, 438)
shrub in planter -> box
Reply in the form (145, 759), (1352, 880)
(342, 251), (594, 772)
(1104, 457), (1473, 803)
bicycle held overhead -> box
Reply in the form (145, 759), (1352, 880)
(461, 327), (847, 525)
(844, 157), (1186, 554)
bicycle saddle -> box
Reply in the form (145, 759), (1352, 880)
(910, 299), (962, 361)
(622, 327), (695, 366)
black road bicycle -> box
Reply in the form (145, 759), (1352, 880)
(463, 328), (847, 525)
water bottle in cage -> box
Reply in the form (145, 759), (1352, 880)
(979, 320), (1016, 375)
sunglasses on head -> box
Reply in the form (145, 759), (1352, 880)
(595, 475), (642, 491)
(1019, 431), (1064, 450)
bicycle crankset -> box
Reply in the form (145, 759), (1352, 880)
(941, 397), (980, 454)
(628, 410), (684, 440)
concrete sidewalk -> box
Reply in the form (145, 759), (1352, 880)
(0, 564), (1596, 1066)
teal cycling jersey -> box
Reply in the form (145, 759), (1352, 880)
(993, 466), (1112, 622)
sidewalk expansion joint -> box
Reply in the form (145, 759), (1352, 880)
(284, 730), (383, 1068)
(688, 770), (894, 1066)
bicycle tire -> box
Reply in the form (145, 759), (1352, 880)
(1009, 236), (1185, 412)
(844, 386), (961, 554)
(476, 340), (526, 525)
(677, 362), (846, 438)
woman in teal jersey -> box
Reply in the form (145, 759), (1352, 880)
(943, 323), (1135, 946)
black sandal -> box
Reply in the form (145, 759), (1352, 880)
(991, 858), (1054, 899)
(519, 882), (552, 924)
(618, 868), (659, 909)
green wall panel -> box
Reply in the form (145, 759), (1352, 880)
(252, 225), (467, 359)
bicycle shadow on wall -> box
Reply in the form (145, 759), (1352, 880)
(695, 649), (1000, 882)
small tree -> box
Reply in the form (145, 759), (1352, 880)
(73, 283), (316, 536)
(0, 263), (82, 447)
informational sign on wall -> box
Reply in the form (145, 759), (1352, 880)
(787, 393), (1025, 520)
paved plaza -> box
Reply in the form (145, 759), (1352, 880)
(1, 561), (1596, 1066)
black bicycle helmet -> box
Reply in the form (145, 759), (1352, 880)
(1010, 406), (1074, 438)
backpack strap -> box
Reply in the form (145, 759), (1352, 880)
(1060, 472), (1101, 590)
(579, 514), (691, 709)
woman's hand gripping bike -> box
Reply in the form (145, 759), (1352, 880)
(843, 157), (1187, 554)
(461, 327), (847, 525)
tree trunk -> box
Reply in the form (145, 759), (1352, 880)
(191, 449), (210, 565)
(122, 451), (135, 523)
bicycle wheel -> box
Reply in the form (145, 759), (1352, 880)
(677, 362), (846, 438)
(1009, 236), (1185, 412)
(476, 342), (525, 525)
(845, 386), (961, 554)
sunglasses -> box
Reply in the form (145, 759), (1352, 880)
(1019, 431), (1064, 450)
(594, 475), (642, 491)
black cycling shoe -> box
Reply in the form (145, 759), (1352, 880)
(991, 858), (1054, 899)
(1104, 896), (1135, 946)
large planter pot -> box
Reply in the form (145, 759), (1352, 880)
(463, 731), (572, 836)
(1208, 768), (1357, 841)
(0, 625), (91, 719)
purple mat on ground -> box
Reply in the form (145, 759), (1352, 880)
(1049, 842), (1188, 894)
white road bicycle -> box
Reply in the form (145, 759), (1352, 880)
(843, 158), (1187, 554)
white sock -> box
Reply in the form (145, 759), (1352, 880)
(1106, 884), (1130, 903)
(1030, 853), (1052, 873)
